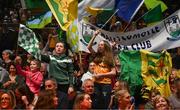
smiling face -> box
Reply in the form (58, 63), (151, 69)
(155, 96), (169, 110)
(55, 42), (66, 55)
(80, 94), (92, 109)
(0, 93), (11, 109)
(30, 60), (39, 71)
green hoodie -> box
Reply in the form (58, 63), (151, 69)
(41, 53), (74, 85)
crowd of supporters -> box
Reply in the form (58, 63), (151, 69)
(0, 0), (180, 109)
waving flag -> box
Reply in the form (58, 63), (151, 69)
(18, 24), (41, 59)
(67, 19), (79, 52)
(78, 0), (115, 21)
(86, 6), (115, 24)
(116, 0), (144, 22)
(118, 50), (171, 97)
(144, 0), (167, 12)
(143, 4), (163, 24)
(46, 0), (77, 31)
(26, 11), (52, 29)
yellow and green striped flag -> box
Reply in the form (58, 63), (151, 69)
(45, 0), (77, 31)
(118, 50), (172, 98)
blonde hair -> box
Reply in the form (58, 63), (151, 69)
(73, 93), (87, 110)
(0, 90), (16, 109)
(115, 89), (129, 100)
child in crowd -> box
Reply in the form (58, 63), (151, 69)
(15, 56), (43, 95)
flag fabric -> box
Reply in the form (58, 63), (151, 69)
(23, 0), (49, 10)
(118, 50), (172, 98)
(26, 11), (52, 29)
(46, 0), (77, 31)
(18, 24), (41, 59)
(66, 19), (79, 52)
(143, 4), (163, 24)
(86, 6), (113, 16)
(86, 6), (115, 24)
(116, 0), (144, 22)
(144, 0), (167, 12)
(78, 0), (115, 21)
(56, 27), (66, 42)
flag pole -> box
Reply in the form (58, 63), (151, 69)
(122, 0), (144, 32)
(134, 9), (152, 23)
(123, 8), (153, 32)
(100, 9), (119, 29)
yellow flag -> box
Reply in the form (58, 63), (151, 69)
(85, 6), (104, 15)
(45, 0), (77, 31)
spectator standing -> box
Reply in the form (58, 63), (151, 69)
(15, 57), (43, 95)
(40, 41), (74, 94)
(87, 30), (116, 108)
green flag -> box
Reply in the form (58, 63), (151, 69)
(118, 50), (171, 98)
(143, 5), (163, 24)
(18, 24), (41, 59)
(24, 0), (49, 10)
(97, 9), (115, 24)
(144, 0), (167, 12)
(26, 11), (52, 29)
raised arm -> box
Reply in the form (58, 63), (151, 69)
(87, 30), (101, 54)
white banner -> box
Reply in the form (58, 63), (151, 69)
(78, 9), (180, 52)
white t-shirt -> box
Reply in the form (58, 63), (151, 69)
(81, 71), (93, 82)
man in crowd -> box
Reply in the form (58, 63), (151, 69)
(44, 78), (69, 109)
(81, 79), (102, 109)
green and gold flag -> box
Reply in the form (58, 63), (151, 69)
(86, 6), (114, 24)
(118, 50), (172, 98)
(45, 0), (77, 31)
